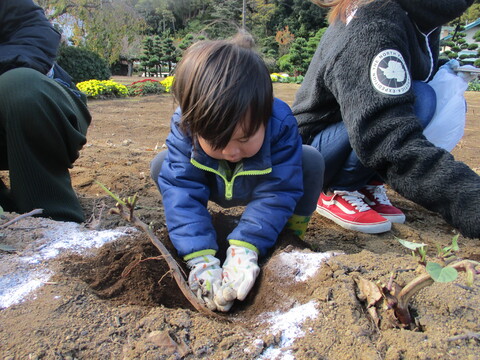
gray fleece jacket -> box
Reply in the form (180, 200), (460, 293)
(293, 0), (480, 238)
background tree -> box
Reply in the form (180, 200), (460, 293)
(139, 36), (163, 76)
(275, 25), (295, 56)
(441, 21), (479, 65)
(39, 0), (145, 65)
(37, 0), (342, 77)
(161, 37), (177, 75)
(269, 0), (327, 38)
(249, 0), (276, 38)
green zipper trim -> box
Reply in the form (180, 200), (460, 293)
(191, 158), (272, 200)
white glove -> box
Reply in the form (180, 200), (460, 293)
(216, 245), (260, 303)
(186, 255), (226, 311)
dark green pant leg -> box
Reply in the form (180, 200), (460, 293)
(0, 68), (91, 222)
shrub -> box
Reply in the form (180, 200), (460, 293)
(76, 80), (128, 99)
(126, 79), (166, 96)
(468, 79), (480, 91)
(270, 73), (290, 82)
(270, 73), (304, 84)
(277, 54), (293, 73)
(57, 46), (111, 83)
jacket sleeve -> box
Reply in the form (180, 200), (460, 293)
(328, 19), (480, 238)
(0, 0), (60, 76)
(158, 110), (219, 258)
(228, 100), (304, 256)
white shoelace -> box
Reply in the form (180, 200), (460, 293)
(333, 190), (371, 212)
(364, 185), (392, 205)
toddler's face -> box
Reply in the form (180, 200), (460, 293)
(198, 119), (265, 163)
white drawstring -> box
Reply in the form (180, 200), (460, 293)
(414, 22), (438, 82)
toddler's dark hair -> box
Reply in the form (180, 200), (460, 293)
(172, 31), (273, 150)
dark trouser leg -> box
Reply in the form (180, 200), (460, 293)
(150, 150), (168, 191)
(293, 145), (324, 216)
(0, 68), (91, 222)
(313, 80), (437, 191)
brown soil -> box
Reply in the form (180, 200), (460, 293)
(0, 80), (479, 359)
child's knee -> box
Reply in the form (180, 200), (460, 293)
(150, 151), (168, 187)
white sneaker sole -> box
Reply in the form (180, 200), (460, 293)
(379, 213), (406, 224)
(316, 205), (392, 234)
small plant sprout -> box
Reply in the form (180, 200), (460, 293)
(355, 235), (479, 330)
(398, 235), (461, 282)
(397, 238), (428, 265)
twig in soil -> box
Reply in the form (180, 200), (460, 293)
(0, 208), (43, 229)
(86, 200), (107, 230)
(108, 194), (222, 319)
(121, 255), (164, 277)
(447, 332), (480, 342)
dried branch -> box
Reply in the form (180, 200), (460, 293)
(447, 332), (480, 342)
(109, 198), (222, 319)
(0, 209), (44, 229)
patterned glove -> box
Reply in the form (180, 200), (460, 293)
(186, 255), (224, 311)
(216, 245), (260, 303)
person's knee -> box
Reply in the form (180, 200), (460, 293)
(0, 68), (45, 100)
(302, 145), (324, 188)
(412, 80), (437, 128)
(0, 68), (52, 129)
(302, 145), (324, 176)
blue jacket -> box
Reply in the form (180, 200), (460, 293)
(158, 98), (303, 259)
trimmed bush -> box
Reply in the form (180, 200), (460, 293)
(127, 79), (166, 96)
(57, 46), (111, 83)
(76, 80), (127, 99)
(468, 79), (480, 91)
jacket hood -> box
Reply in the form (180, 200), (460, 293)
(397, 0), (474, 32)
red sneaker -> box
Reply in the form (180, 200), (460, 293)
(360, 183), (406, 224)
(316, 191), (391, 234)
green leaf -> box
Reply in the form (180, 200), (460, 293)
(426, 262), (458, 283)
(397, 238), (427, 251)
(95, 181), (126, 205)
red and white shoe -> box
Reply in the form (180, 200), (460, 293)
(359, 183), (406, 224)
(316, 191), (391, 234)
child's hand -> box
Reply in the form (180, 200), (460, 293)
(186, 254), (227, 311)
(217, 245), (260, 303)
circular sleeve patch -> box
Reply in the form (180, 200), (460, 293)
(370, 49), (411, 95)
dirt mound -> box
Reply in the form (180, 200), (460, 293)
(61, 211), (313, 313)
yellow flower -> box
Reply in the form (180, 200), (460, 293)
(160, 76), (175, 93)
(76, 80), (128, 99)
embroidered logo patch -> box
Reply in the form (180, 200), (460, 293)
(370, 49), (411, 95)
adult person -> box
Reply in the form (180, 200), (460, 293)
(0, 0), (91, 222)
(293, 0), (480, 237)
